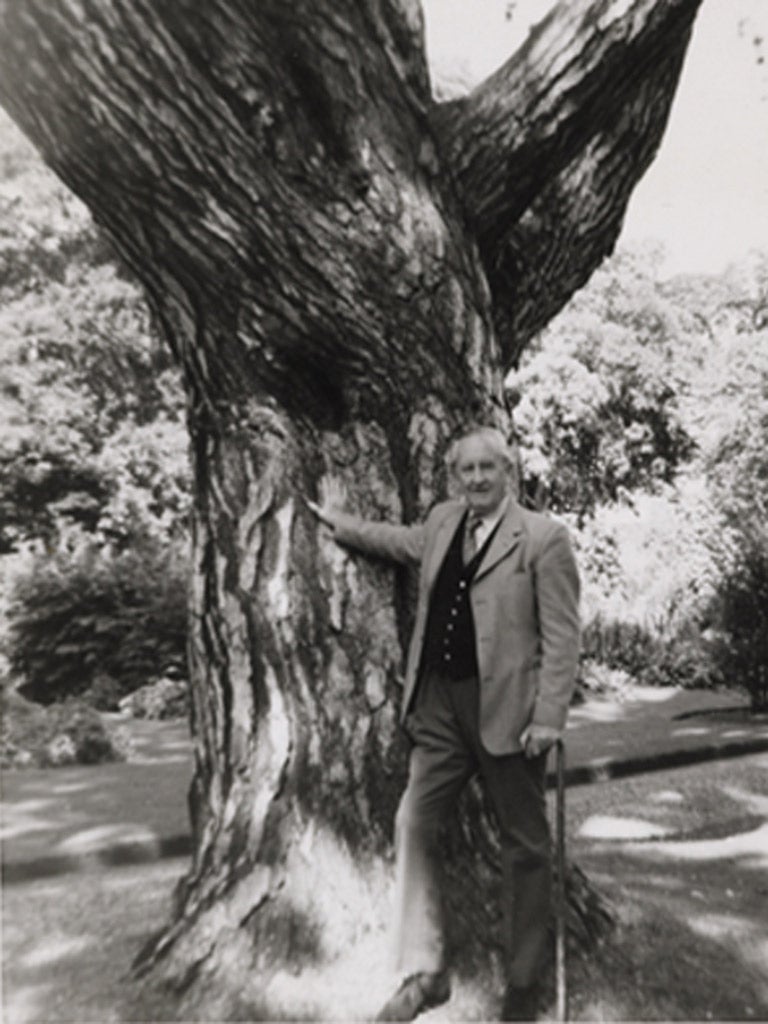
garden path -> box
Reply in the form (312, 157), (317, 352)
(2, 686), (767, 882)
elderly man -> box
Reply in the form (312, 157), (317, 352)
(309, 426), (580, 1022)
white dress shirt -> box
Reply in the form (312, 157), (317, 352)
(466, 496), (509, 555)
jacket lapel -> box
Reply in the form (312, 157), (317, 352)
(473, 500), (524, 582)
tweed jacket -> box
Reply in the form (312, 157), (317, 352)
(333, 497), (580, 755)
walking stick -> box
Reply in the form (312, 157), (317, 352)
(554, 738), (568, 1023)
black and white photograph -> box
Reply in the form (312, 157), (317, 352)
(1, 1), (767, 1021)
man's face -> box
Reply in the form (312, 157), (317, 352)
(454, 436), (509, 515)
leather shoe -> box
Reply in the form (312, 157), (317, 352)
(500, 982), (540, 1022)
(375, 970), (450, 1021)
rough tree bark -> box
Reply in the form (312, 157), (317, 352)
(0, 0), (701, 1015)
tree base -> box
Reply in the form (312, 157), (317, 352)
(133, 817), (615, 1022)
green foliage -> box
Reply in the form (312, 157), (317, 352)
(0, 113), (191, 710)
(704, 362), (768, 528)
(509, 247), (697, 519)
(7, 538), (188, 705)
(0, 263), (189, 550)
(0, 111), (189, 554)
(699, 263), (768, 710)
(572, 484), (721, 642)
(120, 674), (189, 719)
(527, 245), (768, 705)
(82, 672), (125, 712)
(0, 688), (128, 768)
(704, 411), (768, 710)
(0, 111), (100, 296)
(580, 613), (720, 692)
(708, 524), (768, 711)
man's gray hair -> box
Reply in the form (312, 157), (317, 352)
(445, 426), (516, 475)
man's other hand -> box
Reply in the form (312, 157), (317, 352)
(520, 723), (561, 759)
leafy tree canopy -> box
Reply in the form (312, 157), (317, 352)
(0, 113), (188, 552)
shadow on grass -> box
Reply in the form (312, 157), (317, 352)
(569, 901), (768, 1021)
(5, 853), (766, 1023)
(569, 842), (768, 1021)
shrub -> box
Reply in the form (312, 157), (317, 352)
(119, 673), (189, 719)
(581, 616), (651, 678)
(7, 536), (188, 705)
(81, 672), (124, 712)
(580, 613), (720, 692)
(577, 659), (635, 701)
(705, 381), (768, 711)
(708, 523), (768, 712)
(0, 688), (130, 768)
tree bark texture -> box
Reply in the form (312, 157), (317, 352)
(0, 0), (700, 1014)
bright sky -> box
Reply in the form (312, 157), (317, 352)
(424, 0), (768, 276)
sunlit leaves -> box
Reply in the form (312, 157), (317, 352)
(508, 246), (696, 518)
(0, 113), (188, 551)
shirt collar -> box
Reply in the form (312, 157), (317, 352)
(468, 494), (509, 530)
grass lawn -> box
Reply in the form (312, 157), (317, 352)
(560, 754), (768, 1021)
(3, 754), (767, 1022)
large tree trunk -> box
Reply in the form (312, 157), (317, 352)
(0, 0), (700, 1016)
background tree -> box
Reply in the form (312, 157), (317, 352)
(0, 0), (703, 1014)
(0, 117), (188, 552)
(0, 116), (189, 711)
(703, 258), (768, 711)
(507, 245), (697, 520)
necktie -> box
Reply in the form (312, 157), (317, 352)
(467, 515), (483, 557)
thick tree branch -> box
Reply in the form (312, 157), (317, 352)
(433, 0), (703, 369)
(0, 0), (493, 430)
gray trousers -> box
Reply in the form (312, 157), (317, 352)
(392, 670), (551, 987)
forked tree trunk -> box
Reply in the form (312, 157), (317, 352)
(0, 0), (700, 1015)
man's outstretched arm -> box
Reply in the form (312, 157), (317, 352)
(307, 483), (426, 565)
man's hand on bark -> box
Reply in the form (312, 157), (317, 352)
(306, 478), (348, 530)
(519, 723), (561, 759)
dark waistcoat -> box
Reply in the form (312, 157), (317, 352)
(420, 512), (500, 681)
